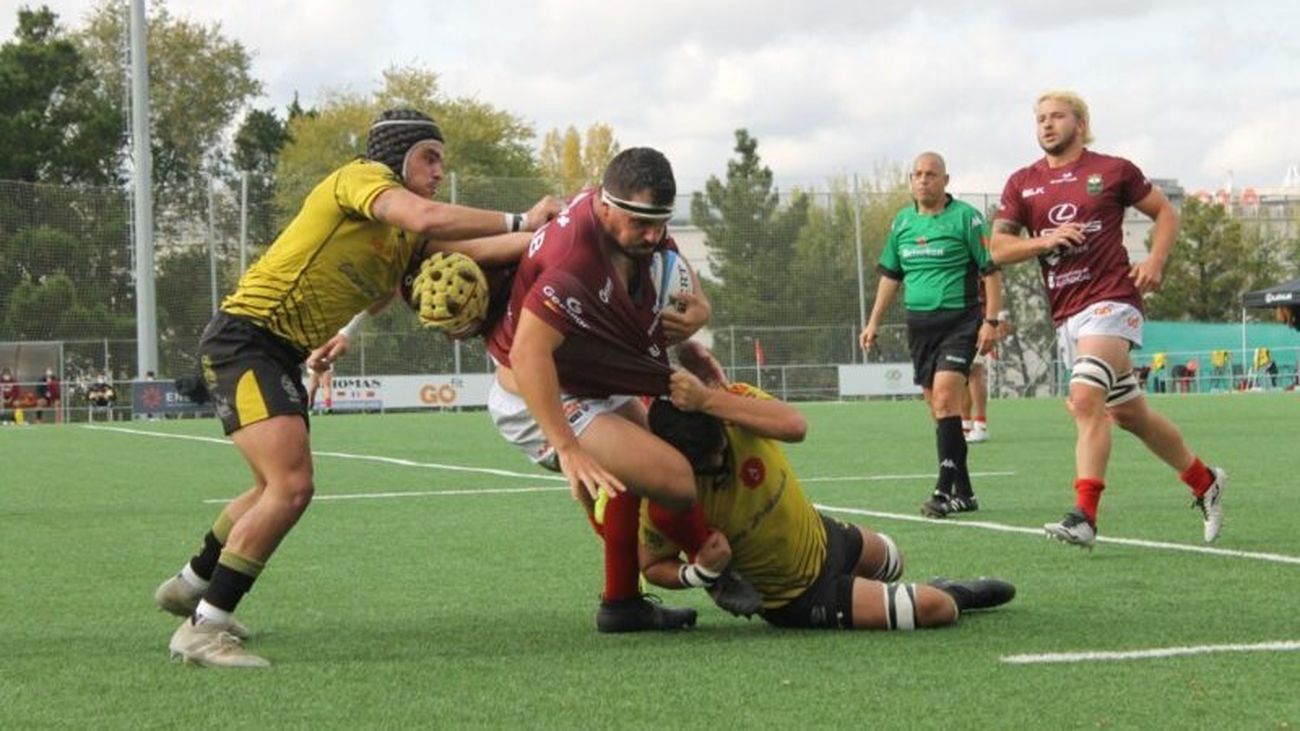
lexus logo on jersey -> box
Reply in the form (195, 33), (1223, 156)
(1048, 202), (1078, 225)
(740, 457), (765, 488)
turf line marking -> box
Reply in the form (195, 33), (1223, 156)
(83, 425), (562, 481)
(816, 504), (1300, 566)
(202, 485), (567, 504)
(805, 471), (1015, 483)
(1001, 640), (1300, 665)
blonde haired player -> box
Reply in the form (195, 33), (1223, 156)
(991, 90), (1226, 548)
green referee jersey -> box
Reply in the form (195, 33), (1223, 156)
(877, 195), (997, 312)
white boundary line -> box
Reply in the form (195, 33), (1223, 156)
(84, 424), (1011, 490)
(203, 485), (569, 504)
(804, 471), (1015, 483)
(84, 425), (1300, 567)
(1002, 640), (1300, 665)
(815, 504), (1300, 567)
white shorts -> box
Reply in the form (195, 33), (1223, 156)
(1055, 301), (1144, 366)
(487, 378), (635, 471)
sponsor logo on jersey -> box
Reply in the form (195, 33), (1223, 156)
(1046, 268), (1093, 290)
(741, 457), (766, 488)
(1049, 171), (1077, 185)
(598, 277), (613, 304)
(1087, 174), (1103, 195)
(1022, 186), (1045, 198)
(902, 246), (947, 259)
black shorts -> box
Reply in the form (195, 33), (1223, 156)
(760, 514), (864, 630)
(905, 306), (981, 389)
(198, 311), (309, 435)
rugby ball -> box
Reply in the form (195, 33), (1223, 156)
(649, 249), (694, 313)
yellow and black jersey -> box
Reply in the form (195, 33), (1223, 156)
(641, 383), (827, 608)
(221, 159), (420, 351)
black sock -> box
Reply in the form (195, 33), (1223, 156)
(204, 563), (258, 613)
(188, 531), (223, 582)
(935, 416), (968, 497)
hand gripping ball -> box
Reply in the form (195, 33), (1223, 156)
(407, 251), (489, 337)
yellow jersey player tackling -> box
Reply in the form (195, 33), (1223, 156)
(640, 343), (1015, 630)
(155, 109), (561, 667)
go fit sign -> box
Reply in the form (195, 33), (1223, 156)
(323, 374), (495, 410)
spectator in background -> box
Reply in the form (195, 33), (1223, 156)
(1, 367), (17, 424)
(34, 367), (60, 424)
(87, 374), (117, 422)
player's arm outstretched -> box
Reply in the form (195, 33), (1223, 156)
(668, 366), (807, 443)
(372, 188), (562, 240)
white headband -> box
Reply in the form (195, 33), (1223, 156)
(600, 188), (674, 221)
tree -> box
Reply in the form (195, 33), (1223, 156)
(0, 6), (119, 184)
(229, 107), (291, 248)
(76, 0), (262, 223)
(1145, 198), (1276, 322)
(539, 123), (620, 195)
(692, 129), (810, 328)
(275, 65), (547, 220)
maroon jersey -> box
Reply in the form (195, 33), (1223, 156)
(486, 189), (676, 397)
(996, 150), (1152, 325)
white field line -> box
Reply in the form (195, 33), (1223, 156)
(84, 425), (1300, 567)
(815, 504), (1300, 567)
(1001, 640), (1300, 665)
(86, 424), (1008, 486)
(84, 424), (561, 481)
(803, 471), (1015, 483)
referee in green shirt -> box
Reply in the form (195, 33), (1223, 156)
(860, 152), (1004, 518)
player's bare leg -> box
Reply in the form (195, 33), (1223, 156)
(169, 415), (314, 667)
(850, 578), (958, 629)
(853, 526), (905, 582)
(1109, 387), (1226, 542)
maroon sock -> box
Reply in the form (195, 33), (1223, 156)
(601, 492), (641, 602)
(1074, 478), (1105, 526)
(647, 501), (711, 559)
(1179, 458), (1215, 498)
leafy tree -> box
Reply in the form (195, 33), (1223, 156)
(0, 6), (119, 184)
(229, 107), (291, 248)
(691, 129), (810, 328)
(76, 0), (262, 224)
(1145, 197), (1275, 322)
(539, 123), (619, 195)
(275, 65), (547, 222)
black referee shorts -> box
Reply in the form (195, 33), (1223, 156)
(905, 306), (981, 389)
(198, 312), (310, 435)
(760, 514), (864, 630)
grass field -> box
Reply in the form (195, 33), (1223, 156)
(2, 392), (1298, 729)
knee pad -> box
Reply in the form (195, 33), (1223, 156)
(1106, 371), (1143, 407)
(872, 532), (904, 583)
(1071, 355), (1116, 393)
(881, 582), (919, 631)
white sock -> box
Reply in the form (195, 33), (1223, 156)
(194, 600), (232, 626)
(180, 563), (210, 591)
(962, 420), (973, 432)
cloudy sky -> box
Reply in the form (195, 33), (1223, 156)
(6, 0), (1300, 195)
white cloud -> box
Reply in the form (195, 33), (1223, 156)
(3, 0), (1300, 194)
